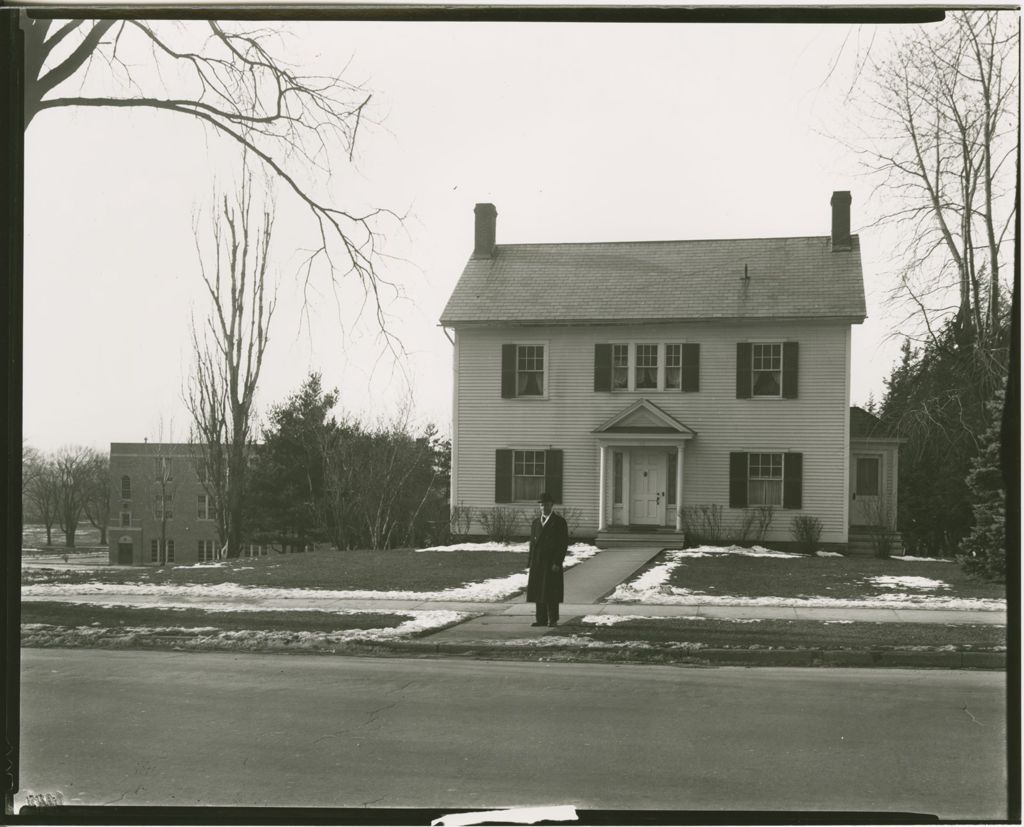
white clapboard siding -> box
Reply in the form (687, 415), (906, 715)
(452, 320), (854, 543)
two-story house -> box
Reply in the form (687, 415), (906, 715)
(107, 442), (269, 566)
(440, 194), (898, 551)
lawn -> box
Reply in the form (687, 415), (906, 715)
(22, 524), (104, 552)
(610, 547), (1005, 604)
(21, 601), (469, 653)
(560, 616), (1007, 651)
(22, 547), (531, 592)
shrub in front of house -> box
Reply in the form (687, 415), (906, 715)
(791, 515), (823, 555)
(478, 507), (524, 542)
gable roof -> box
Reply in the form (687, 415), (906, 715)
(850, 406), (900, 440)
(440, 235), (866, 326)
(593, 399), (697, 436)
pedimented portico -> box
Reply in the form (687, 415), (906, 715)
(592, 399), (696, 532)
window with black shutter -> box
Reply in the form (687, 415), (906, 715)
(737, 342), (799, 399)
(495, 448), (563, 503)
(502, 344), (545, 398)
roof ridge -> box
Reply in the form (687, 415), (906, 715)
(489, 234), (858, 248)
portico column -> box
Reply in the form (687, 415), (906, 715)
(597, 444), (607, 530)
(675, 444), (685, 531)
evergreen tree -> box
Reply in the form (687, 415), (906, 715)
(959, 389), (1007, 581)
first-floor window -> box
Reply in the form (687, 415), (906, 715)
(150, 538), (175, 564)
(513, 450), (545, 501)
(197, 540), (218, 562)
(748, 453), (783, 506)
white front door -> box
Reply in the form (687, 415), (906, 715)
(630, 449), (666, 526)
(850, 454), (882, 526)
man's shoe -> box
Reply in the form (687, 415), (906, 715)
(530, 622), (545, 627)
(547, 622), (558, 627)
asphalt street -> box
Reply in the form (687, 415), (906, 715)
(17, 649), (1008, 819)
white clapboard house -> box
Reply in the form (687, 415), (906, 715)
(439, 194), (900, 552)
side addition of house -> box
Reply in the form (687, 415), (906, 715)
(440, 194), (892, 551)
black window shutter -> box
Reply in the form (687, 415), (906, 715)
(736, 343), (752, 399)
(681, 343), (700, 392)
(544, 450), (564, 504)
(594, 344), (612, 392)
(495, 450), (513, 503)
(782, 342), (799, 399)
(729, 453), (748, 508)
(783, 452), (803, 509)
(501, 345), (517, 398)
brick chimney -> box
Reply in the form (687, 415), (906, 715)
(473, 203), (497, 258)
(831, 191), (852, 251)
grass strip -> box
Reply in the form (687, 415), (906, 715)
(22, 548), (529, 592)
(21, 601), (409, 633)
(563, 617), (1006, 650)
(644, 552), (1005, 601)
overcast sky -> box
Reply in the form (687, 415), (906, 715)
(24, 18), (922, 453)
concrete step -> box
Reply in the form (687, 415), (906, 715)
(596, 530), (686, 550)
(847, 530), (904, 557)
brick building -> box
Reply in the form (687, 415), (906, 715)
(107, 442), (225, 566)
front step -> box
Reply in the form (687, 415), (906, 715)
(596, 529), (686, 550)
(847, 529), (904, 557)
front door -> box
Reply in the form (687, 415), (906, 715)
(850, 454), (882, 526)
(117, 541), (133, 565)
(630, 449), (666, 526)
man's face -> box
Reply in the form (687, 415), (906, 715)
(540, 501), (553, 517)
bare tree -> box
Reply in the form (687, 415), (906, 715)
(52, 446), (93, 548)
(23, 450), (59, 546)
(838, 11), (1017, 360)
(22, 16), (400, 332)
(80, 449), (110, 546)
(185, 167), (275, 558)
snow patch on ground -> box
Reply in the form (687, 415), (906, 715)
(869, 575), (949, 591)
(606, 547), (1003, 611)
(894, 555), (954, 563)
(417, 542), (601, 556)
(816, 551), (844, 558)
(22, 545), (599, 604)
(21, 609), (468, 647)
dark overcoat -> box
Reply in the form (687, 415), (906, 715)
(526, 512), (569, 603)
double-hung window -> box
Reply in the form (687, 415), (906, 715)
(197, 540), (217, 562)
(635, 345), (659, 389)
(120, 476), (132, 499)
(752, 344), (782, 397)
(154, 494), (173, 520)
(747, 453), (783, 506)
(197, 494), (211, 520)
(501, 344), (546, 398)
(595, 343), (699, 393)
(512, 450), (545, 502)
(737, 342), (798, 399)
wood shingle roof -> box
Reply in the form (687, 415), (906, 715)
(440, 235), (867, 325)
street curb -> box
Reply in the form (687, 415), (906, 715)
(374, 640), (1006, 669)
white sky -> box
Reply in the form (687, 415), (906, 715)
(24, 18), (929, 453)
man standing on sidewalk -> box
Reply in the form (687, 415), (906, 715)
(527, 492), (569, 627)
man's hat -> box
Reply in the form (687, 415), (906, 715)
(537, 492), (554, 504)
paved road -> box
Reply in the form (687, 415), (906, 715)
(17, 649), (1008, 819)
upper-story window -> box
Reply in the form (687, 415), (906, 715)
(595, 343), (700, 393)
(197, 494), (212, 520)
(752, 343), (782, 397)
(154, 456), (173, 481)
(120, 475), (132, 499)
(196, 464), (208, 484)
(737, 342), (799, 399)
(501, 344), (546, 398)
(611, 345), (629, 390)
(154, 494), (174, 520)
(635, 345), (658, 389)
